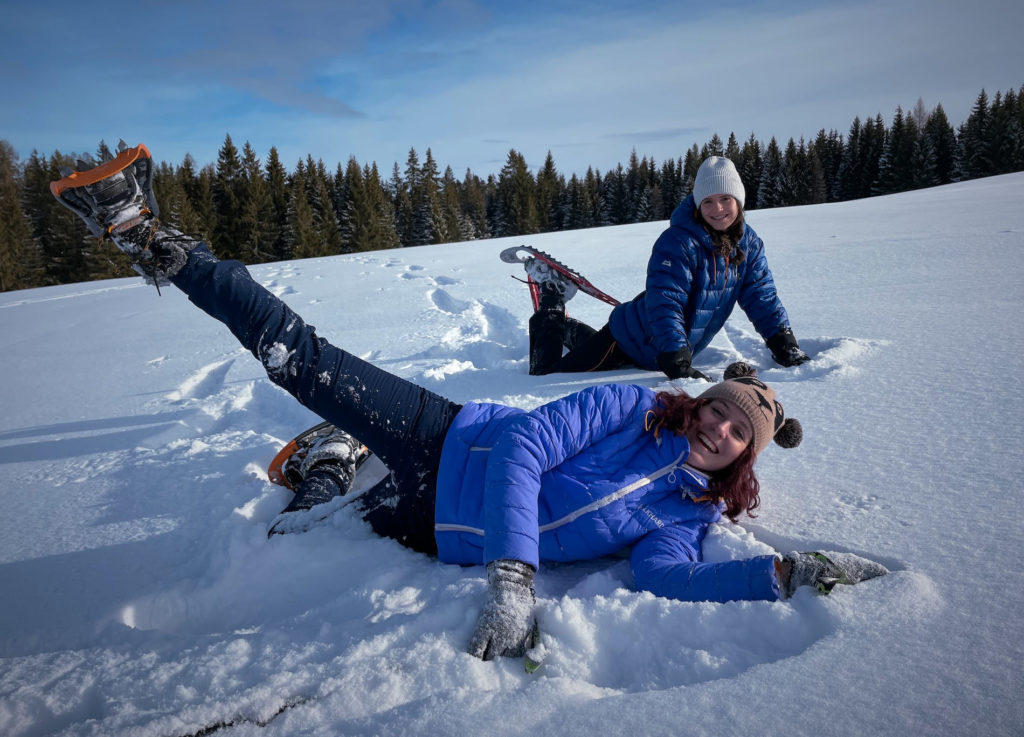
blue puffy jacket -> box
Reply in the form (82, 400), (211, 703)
(433, 383), (779, 602)
(608, 196), (790, 369)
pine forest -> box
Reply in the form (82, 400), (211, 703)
(1, 86), (1021, 292)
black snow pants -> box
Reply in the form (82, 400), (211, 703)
(171, 246), (461, 554)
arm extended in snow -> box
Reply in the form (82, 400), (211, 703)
(631, 524), (781, 602)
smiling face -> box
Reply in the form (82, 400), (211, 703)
(684, 398), (752, 472)
(698, 194), (740, 232)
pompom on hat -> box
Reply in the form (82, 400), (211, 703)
(698, 362), (802, 455)
(693, 156), (745, 209)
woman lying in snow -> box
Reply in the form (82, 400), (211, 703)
(51, 143), (887, 661)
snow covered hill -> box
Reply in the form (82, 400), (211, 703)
(1, 174), (1022, 737)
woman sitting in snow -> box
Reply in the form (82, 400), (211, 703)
(522, 156), (811, 380)
(51, 144), (885, 662)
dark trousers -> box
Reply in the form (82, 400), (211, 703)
(529, 307), (632, 375)
(171, 247), (460, 554)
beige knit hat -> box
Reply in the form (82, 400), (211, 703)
(693, 156), (745, 209)
(699, 362), (802, 455)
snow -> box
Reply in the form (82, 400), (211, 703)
(2, 174), (1024, 736)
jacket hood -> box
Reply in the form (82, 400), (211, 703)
(669, 195), (713, 245)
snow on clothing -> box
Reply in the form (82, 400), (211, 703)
(171, 246), (780, 604)
(608, 195), (791, 369)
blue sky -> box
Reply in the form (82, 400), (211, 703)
(2, 0), (1021, 178)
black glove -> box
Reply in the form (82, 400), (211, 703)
(468, 559), (537, 660)
(766, 328), (810, 367)
(656, 348), (711, 381)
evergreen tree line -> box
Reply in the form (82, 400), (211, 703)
(2, 86), (1022, 292)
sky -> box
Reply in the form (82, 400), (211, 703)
(2, 0), (1022, 178)
(1, 173), (1023, 736)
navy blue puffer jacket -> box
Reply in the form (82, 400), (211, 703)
(608, 196), (790, 369)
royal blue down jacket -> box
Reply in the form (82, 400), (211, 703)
(433, 383), (780, 602)
(608, 196), (790, 369)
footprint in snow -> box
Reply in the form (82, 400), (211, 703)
(166, 358), (235, 402)
(428, 288), (473, 315)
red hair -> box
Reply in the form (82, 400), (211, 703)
(653, 389), (761, 522)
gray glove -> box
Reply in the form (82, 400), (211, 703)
(468, 559), (537, 660)
(778, 551), (889, 598)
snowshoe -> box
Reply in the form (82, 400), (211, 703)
(267, 422), (373, 537)
(500, 245), (621, 307)
(268, 421), (371, 491)
(50, 140), (198, 285)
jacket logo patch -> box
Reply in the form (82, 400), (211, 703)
(638, 504), (665, 529)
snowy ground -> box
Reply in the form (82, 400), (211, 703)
(1, 174), (1023, 737)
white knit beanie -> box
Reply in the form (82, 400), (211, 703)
(693, 156), (745, 209)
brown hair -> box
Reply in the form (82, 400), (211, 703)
(653, 389), (761, 521)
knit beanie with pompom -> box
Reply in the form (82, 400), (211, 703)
(698, 362), (802, 455)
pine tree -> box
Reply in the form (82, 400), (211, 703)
(560, 173), (583, 230)
(403, 147), (439, 245)
(917, 104), (954, 187)
(682, 145), (701, 197)
(420, 149), (445, 244)
(363, 162), (401, 250)
(535, 152), (561, 232)
(286, 163), (319, 259)
(589, 167), (611, 226)
(439, 166), (464, 242)
(305, 155), (343, 255)
(23, 150), (90, 285)
(390, 162), (413, 247)
(212, 134), (246, 259)
(178, 154), (215, 241)
(493, 149), (538, 236)
(460, 169), (489, 240)
(988, 90), (1018, 174)
(264, 147), (291, 261)
(812, 129), (844, 202)
(835, 116), (863, 201)
(606, 164), (628, 225)
(725, 132), (741, 163)
(958, 89), (992, 179)
(739, 134), (763, 209)
(909, 126), (939, 190)
(861, 115), (887, 197)
(875, 107), (916, 194)
(1003, 87), (1024, 171)
(778, 138), (801, 205)
(238, 142), (276, 263)
(758, 138), (783, 208)
(333, 161), (354, 251)
(701, 134), (724, 159)
(624, 150), (642, 223)
(0, 141), (44, 291)
(658, 156), (684, 216)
